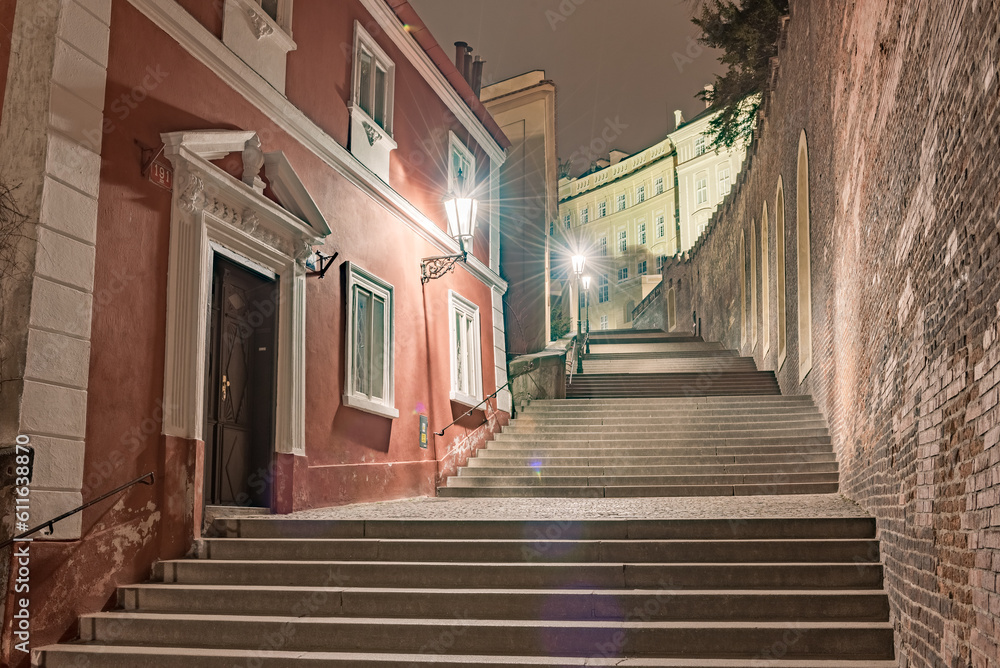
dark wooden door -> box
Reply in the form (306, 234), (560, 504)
(203, 256), (278, 508)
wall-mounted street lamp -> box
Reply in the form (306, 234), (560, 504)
(572, 254), (586, 374)
(306, 250), (339, 279)
(421, 195), (479, 283)
(581, 274), (592, 353)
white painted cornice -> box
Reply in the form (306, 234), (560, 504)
(127, 0), (506, 293)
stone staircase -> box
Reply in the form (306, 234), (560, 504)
(33, 329), (896, 667)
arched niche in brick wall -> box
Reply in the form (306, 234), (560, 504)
(775, 177), (787, 369)
(750, 219), (757, 349)
(797, 129), (813, 382)
(761, 200), (770, 357)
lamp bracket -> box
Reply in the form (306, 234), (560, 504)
(421, 251), (467, 284)
(307, 251), (339, 279)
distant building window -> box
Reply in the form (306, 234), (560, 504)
(695, 177), (708, 205)
(656, 255), (666, 272)
(655, 177), (664, 195)
(581, 207), (589, 224)
(598, 274), (609, 303)
(618, 267), (628, 282)
(656, 215), (665, 238)
(618, 230), (627, 254)
(549, 220), (554, 236)
(600, 315), (608, 330)
(638, 223), (646, 245)
(719, 166), (731, 195)
(598, 236), (607, 256)
(616, 194), (626, 211)
(695, 136), (706, 156)
(563, 213), (571, 229)
(636, 185), (645, 203)
(598, 201), (607, 218)
(637, 260), (647, 275)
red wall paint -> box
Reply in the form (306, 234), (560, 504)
(10, 1), (507, 659)
(0, 0), (16, 116)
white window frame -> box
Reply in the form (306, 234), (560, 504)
(638, 222), (646, 245)
(618, 229), (627, 254)
(448, 131), (476, 196)
(597, 201), (607, 218)
(581, 207), (589, 224)
(636, 185), (645, 203)
(448, 291), (483, 407)
(618, 266), (628, 283)
(695, 176), (708, 206)
(656, 215), (665, 238)
(695, 136), (706, 156)
(352, 21), (395, 136)
(655, 176), (664, 195)
(637, 260), (647, 275)
(616, 193), (626, 211)
(252, 0), (293, 34)
(563, 212), (572, 229)
(600, 315), (608, 330)
(598, 236), (607, 256)
(656, 255), (665, 272)
(344, 263), (397, 419)
(719, 165), (731, 195)
(598, 274), (609, 303)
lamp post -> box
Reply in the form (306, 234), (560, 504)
(421, 195), (478, 283)
(581, 274), (591, 353)
(571, 254), (586, 374)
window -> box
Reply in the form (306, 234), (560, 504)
(719, 166), (732, 195)
(563, 213), (571, 229)
(618, 267), (628, 282)
(581, 207), (589, 224)
(636, 185), (645, 203)
(695, 177), (708, 205)
(655, 177), (664, 195)
(638, 223), (646, 245)
(598, 274), (609, 303)
(656, 255), (666, 272)
(598, 236), (607, 256)
(637, 260), (647, 275)
(616, 194), (626, 211)
(656, 215), (665, 238)
(598, 201), (607, 218)
(600, 315), (608, 330)
(695, 136), (705, 156)
(221, 0), (296, 93)
(353, 23), (395, 134)
(254, 0), (291, 31)
(344, 263), (396, 418)
(448, 132), (475, 196)
(449, 291), (482, 406)
(618, 230), (627, 254)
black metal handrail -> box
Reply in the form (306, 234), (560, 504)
(0, 472), (155, 549)
(435, 382), (510, 436)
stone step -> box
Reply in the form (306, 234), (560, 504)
(212, 517), (878, 540)
(501, 421), (828, 434)
(493, 432), (833, 444)
(520, 406), (821, 417)
(565, 389), (783, 399)
(194, 537), (873, 563)
(529, 395), (814, 406)
(460, 463), (840, 476)
(481, 447), (835, 459)
(76, 612), (894, 659)
(116, 584), (890, 621)
(585, 350), (737, 359)
(508, 415), (826, 427)
(446, 472), (841, 488)
(437, 482), (841, 497)
(33, 645), (902, 667)
(468, 453), (838, 466)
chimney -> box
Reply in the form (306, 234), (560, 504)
(673, 109), (684, 129)
(463, 45), (474, 84)
(454, 42), (468, 79)
(609, 150), (628, 165)
(471, 56), (484, 97)
(703, 84), (714, 109)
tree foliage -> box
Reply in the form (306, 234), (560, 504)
(692, 0), (788, 149)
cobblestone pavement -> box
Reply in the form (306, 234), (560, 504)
(254, 494), (870, 521)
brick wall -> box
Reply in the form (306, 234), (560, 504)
(660, 1), (1000, 665)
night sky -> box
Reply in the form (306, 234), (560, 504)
(409, 0), (723, 174)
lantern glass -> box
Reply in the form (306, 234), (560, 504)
(445, 196), (478, 248)
(571, 254), (586, 275)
